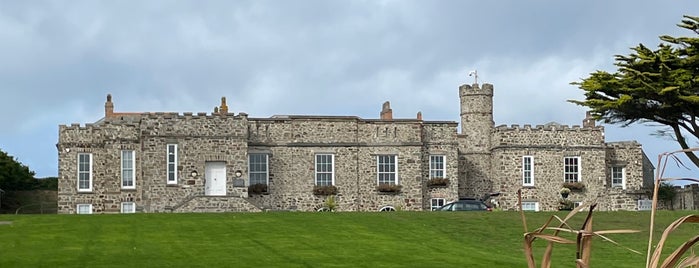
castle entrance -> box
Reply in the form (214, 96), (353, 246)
(205, 162), (227, 196)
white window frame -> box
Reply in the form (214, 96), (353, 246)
(249, 153), (269, 185)
(77, 153), (92, 192)
(379, 206), (396, 212)
(315, 154), (334, 186)
(121, 150), (136, 189)
(167, 144), (178, 185)
(430, 198), (445, 211)
(564, 156), (581, 183)
(522, 156), (534, 186)
(611, 166), (625, 189)
(377, 155), (398, 185)
(521, 201), (539, 212)
(121, 202), (136, 213)
(429, 155), (446, 179)
(76, 204), (92, 214)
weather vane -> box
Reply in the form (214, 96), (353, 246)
(468, 70), (478, 84)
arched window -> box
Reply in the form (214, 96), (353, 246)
(379, 206), (396, 212)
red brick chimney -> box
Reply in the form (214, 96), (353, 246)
(105, 94), (114, 117)
(380, 101), (393, 120)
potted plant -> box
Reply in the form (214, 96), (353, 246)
(558, 199), (574, 211)
(248, 183), (268, 195)
(313, 185), (338, 195)
(560, 187), (571, 198)
(426, 177), (449, 187)
(376, 183), (402, 193)
(563, 182), (585, 191)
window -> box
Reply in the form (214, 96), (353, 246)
(315, 154), (334, 186)
(121, 150), (135, 189)
(611, 166), (625, 188)
(249, 154), (269, 185)
(379, 206), (396, 212)
(522, 156), (534, 186)
(76, 204), (92, 214)
(521, 202), (539, 211)
(429, 155), (445, 178)
(77, 153), (92, 192)
(564, 157), (581, 183)
(121, 202), (135, 213)
(431, 198), (445, 211)
(167, 144), (177, 184)
(377, 155), (398, 185)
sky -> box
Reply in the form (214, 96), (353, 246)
(0, 1), (698, 183)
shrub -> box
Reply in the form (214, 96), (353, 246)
(376, 183), (402, 193)
(426, 177), (449, 187)
(313, 185), (338, 195)
(558, 199), (574, 210)
(248, 183), (268, 194)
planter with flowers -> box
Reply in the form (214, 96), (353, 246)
(426, 177), (449, 188)
(560, 187), (571, 199)
(376, 183), (402, 194)
(562, 182), (585, 192)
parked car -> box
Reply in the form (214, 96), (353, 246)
(436, 199), (491, 211)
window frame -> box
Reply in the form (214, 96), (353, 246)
(521, 201), (539, 212)
(522, 156), (534, 186)
(430, 198), (445, 211)
(249, 153), (269, 185)
(429, 155), (446, 179)
(76, 204), (92, 214)
(563, 156), (581, 183)
(121, 202), (136, 213)
(167, 144), (178, 185)
(377, 155), (398, 185)
(315, 154), (335, 186)
(121, 150), (136, 189)
(611, 166), (625, 189)
(77, 153), (92, 192)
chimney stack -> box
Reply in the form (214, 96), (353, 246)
(380, 101), (393, 120)
(105, 94), (114, 117)
(219, 97), (229, 115)
(583, 111), (595, 128)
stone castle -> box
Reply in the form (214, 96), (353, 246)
(56, 83), (654, 214)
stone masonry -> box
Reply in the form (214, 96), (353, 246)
(57, 82), (654, 213)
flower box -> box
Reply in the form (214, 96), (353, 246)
(376, 183), (402, 193)
(562, 182), (585, 191)
(313, 185), (338, 195)
(427, 178), (449, 187)
(248, 183), (268, 195)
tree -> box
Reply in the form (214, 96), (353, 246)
(571, 15), (699, 168)
(0, 148), (36, 190)
(656, 182), (678, 209)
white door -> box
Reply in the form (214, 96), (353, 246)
(205, 162), (227, 196)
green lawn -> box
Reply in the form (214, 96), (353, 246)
(0, 211), (697, 267)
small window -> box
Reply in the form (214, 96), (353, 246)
(167, 144), (178, 184)
(611, 166), (625, 189)
(121, 150), (136, 189)
(249, 153), (269, 185)
(431, 198), (445, 211)
(377, 155), (398, 185)
(521, 202), (539, 211)
(429, 155), (445, 179)
(121, 202), (135, 213)
(522, 156), (534, 186)
(77, 153), (92, 192)
(315, 154), (334, 186)
(564, 157), (581, 183)
(76, 204), (92, 214)
(379, 206), (396, 212)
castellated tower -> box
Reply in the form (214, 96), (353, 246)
(458, 83), (494, 198)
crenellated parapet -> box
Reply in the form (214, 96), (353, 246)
(491, 123), (605, 148)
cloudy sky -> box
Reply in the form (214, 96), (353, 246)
(1, 1), (698, 182)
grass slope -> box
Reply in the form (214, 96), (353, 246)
(0, 211), (697, 267)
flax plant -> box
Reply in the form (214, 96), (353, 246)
(646, 148), (699, 268)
